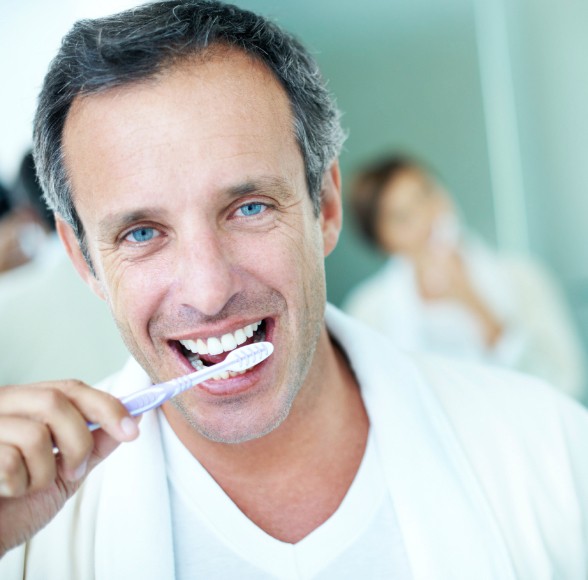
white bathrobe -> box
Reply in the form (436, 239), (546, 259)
(3, 305), (588, 579)
(343, 240), (586, 400)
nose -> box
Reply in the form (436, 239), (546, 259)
(172, 228), (240, 317)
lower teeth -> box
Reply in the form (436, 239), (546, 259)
(189, 358), (205, 371)
(185, 365), (248, 381)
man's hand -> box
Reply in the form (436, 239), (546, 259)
(0, 380), (139, 557)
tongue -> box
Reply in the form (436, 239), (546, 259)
(200, 352), (229, 366)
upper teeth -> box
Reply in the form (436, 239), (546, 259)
(180, 321), (261, 356)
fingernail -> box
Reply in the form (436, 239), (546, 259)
(120, 416), (139, 438)
(0, 480), (13, 497)
(73, 457), (89, 481)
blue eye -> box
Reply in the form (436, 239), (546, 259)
(126, 227), (157, 243)
(238, 202), (266, 217)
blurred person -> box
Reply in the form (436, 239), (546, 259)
(0, 152), (55, 274)
(0, 210), (48, 274)
(10, 151), (56, 232)
(343, 153), (586, 399)
(0, 181), (22, 272)
(0, 151), (128, 385)
(1, 3), (588, 579)
(0, 181), (10, 218)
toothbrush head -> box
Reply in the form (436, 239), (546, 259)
(224, 341), (274, 372)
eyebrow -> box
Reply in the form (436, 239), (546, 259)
(97, 208), (168, 241)
(225, 176), (294, 200)
(96, 176), (296, 240)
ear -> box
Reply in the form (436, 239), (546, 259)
(319, 161), (343, 257)
(55, 217), (106, 301)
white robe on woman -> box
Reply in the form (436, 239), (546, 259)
(343, 239), (586, 399)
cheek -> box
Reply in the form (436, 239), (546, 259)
(242, 219), (324, 297)
(376, 220), (400, 252)
(246, 241), (307, 293)
(100, 256), (169, 337)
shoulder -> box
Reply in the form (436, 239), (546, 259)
(339, 299), (588, 462)
(412, 351), (586, 431)
(407, 352), (588, 506)
(409, 354), (588, 568)
(342, 260), (406, 312)
(330, 304), (588, 567)
(333, 303), (588, 455)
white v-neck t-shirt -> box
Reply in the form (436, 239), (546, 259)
(160, 413), (412, 579)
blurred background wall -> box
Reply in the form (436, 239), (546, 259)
(1, 0), (587, 384)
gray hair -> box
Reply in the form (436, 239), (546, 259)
(33, 0), (346, 261)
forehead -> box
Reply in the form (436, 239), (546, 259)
(380, 169), (431, 208)
(62, 49), (303, 217)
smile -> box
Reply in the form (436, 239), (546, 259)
(178, 320), (267, 380)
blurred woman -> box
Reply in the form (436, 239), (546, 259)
(343, 154), (586, 399)
(0, 152), (52, 274)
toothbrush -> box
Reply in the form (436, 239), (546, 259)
(85, 341), (274, 431)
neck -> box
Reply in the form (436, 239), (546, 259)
(162, 329), (369, 542)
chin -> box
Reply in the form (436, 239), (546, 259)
(172, 396), (291, 445)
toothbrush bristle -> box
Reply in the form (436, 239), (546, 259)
(226, 341), (273, 372)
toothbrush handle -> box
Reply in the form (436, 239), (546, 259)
(85, 385), (168, 431)
(119, 365), (217, 414)
(120, 386), (169, 417)
(85, 361), (231, 431)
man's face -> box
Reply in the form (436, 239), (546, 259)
(59, 51), (341, 443)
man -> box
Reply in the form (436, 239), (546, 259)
(0, 1), (587, 578)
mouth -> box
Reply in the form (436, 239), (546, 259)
(174, 319), (268, 381)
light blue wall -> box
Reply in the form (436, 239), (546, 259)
(231, 0), (494, 306)
(231, 1), (588, 393)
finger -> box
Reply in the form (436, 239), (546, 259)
(0, 380), (140, 443)
(0, 416), (58, 494)
(0, 382), (138, 480)
(0, 442), (29, 497)
(57, 380), (140, 443)
(0, 422), (55, 500)
(0, 386), (93, 481)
